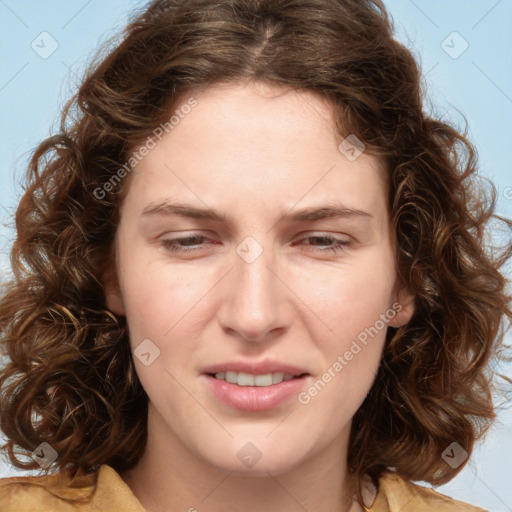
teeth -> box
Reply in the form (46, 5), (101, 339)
(272, 372), (284, 384)
(214, 371), (298, 386)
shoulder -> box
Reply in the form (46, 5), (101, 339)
(0, 464), (145, 511)
(0, 467), (96, 511)
(366, 471), (488, 512)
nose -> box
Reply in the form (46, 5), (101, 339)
(217, 237), (292, 344)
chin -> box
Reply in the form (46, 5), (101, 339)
(201, 439), (307, 477)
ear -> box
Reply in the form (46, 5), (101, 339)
(388, 284), (415, 328)
(103, 265), (126, 316)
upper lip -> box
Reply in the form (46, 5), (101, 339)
(202, 360), (309, 376)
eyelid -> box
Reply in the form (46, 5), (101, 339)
(159, 231), (354, 256)
(158, 230), (352, 243)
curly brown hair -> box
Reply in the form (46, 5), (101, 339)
(1, 0), (511, 507)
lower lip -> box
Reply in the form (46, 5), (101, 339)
(202, 374), (309, 411)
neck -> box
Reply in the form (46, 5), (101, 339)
(120, 405), (362, 512)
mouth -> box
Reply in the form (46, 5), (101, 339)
(202, 369), (311, 411)
(201, 360), (311, 411)
(207, 371), (309, 387)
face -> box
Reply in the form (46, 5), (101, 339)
(106, 81), (414, 477)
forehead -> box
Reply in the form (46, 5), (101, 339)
(123, 81), (387, 221)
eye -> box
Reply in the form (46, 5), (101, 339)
(160, 234), (212, 253)
(294, 234), (352, 254)
(160, 233), (352, 255)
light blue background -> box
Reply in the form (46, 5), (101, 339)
(0, 1), (511, 511)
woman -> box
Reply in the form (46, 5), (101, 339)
(0, 0), (510, 510)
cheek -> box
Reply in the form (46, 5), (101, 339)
(295, 264), (394, 420)
(118, 262), (208, 396)
(294, 257), (396, 341)
(118, 251), (203, 343)
(290, 254), (396, 402)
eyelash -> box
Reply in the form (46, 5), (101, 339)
(160, 234), (351, 255)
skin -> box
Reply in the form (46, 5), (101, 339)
(106, 81), (414, 512)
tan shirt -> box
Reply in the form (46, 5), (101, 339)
(0, 464), (487, 511)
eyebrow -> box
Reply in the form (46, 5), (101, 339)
(141, 201), (373, 225)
